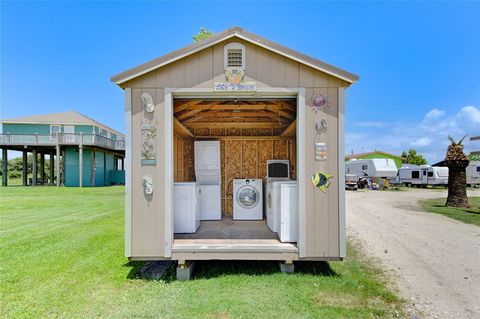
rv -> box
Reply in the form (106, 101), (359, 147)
(398, 165), (448, 187)
(467, 161), (480, 187)
(345, 159), (398, 178)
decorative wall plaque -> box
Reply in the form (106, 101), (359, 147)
(214, 68), (256, 91)
(315, 142), (327, 161)
(142, 175), (153, 195)
(141, 124), (156, 165)
(141, 92), (155, 113)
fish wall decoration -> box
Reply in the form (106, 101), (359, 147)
(311, 172), (333, 192)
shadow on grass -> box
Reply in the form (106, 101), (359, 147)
(432, 204), (480, 214)
(124, 260), (337, 282)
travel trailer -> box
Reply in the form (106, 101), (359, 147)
(111, 27), (359, 279)
(467, 161), (479, 187)
(345, 158), (398, 178)
(398, 165), (448, 187)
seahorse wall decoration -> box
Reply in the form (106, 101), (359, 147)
(311, 172), (333, 192)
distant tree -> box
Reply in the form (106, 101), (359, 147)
(401, 149), (428, 165)
(445, 136), (470, 208)
(193, 28), (214, 42)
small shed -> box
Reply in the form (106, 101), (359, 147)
(0, 111), (125, 187)
(112, 27), (358, 273)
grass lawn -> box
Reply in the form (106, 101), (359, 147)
(1, 186), (403, 318)
(419, 197), (480, 226)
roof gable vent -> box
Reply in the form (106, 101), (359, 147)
(224, 42), (245, 70)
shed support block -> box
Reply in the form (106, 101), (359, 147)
(279, 260), (294, 273)
(176, 260), (195, 281)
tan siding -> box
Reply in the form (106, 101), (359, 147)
(284, 59), (299, 87)
(126, 38), (345, 259)
(270, 54), (285, 87)
(303, 88), (316, 256)
(327, 87), (339, 256)
(299, 64), (314, 87)
(255, 47), (271, 86)
(314, 70), (328, 88)
(130, 88), (165, 257)
(169, 60), (185, 88)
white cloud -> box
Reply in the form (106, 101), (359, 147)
(411, 137), (431, 147)
(424, 108), (445, 120)
(346, 105), (480, 163)
(353, 121), (387, 128)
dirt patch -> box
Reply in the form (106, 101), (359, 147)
(347, 189), (480, 319)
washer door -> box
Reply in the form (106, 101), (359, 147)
(237, 185), (259, 209)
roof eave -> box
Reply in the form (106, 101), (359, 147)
(111, 27), (359, 86)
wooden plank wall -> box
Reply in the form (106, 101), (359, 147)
(222, 138), (295, 216)
(174, 135), (296, 216)
(173, 135), (195, 182)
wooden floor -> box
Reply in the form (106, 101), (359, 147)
(172, 218), (298, 260)
(174, 217), (278, 240)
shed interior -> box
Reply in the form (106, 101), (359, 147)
(173, 98), (297, 241)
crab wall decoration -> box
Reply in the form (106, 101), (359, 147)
(310, 94), (328, 112)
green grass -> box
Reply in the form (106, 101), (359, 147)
(419, 197), (480, 226)
(1, 186), (403, 318)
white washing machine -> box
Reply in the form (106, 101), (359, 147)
(233, 179), (263, 220)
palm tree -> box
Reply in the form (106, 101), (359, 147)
(445, 135), (470, 208)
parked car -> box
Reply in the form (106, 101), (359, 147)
(345, 174), (358, 190)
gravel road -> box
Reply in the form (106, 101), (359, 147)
(346, 189), (480, 319)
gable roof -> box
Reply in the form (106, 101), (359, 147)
(111, 26), (359, 85)
(345, 151), (405, 161)
(1, 111), (124, 137)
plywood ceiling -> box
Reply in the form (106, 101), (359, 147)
(173, 99), (296, 134)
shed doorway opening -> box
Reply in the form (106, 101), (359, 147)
(172, 97), (297, 245)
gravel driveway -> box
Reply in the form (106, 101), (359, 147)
(346, 189), (480, 319)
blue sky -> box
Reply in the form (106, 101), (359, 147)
(1, 1), (479, 163)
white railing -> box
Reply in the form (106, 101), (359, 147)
(0, 133), (125, 151)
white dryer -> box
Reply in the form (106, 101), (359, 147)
(266, 178), (290, 232)
(233, 179), (263, 220)
(279, 182), (298, 242)
(194, 141), (221, 220)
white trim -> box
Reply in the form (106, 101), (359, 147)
(124, 88), (132, 257)
(297, 88), (306, 257)
(164, 87), (302, 259)
(338, 87), (346, 258)
(164, 89), (174, 258)
(224, 42), (246, 70)
(113, 32), (356, 85)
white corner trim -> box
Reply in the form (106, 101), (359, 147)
(164, 89), (174, 258)
(124, 88), (132, 257)
(338, 87), (346, 258)
(297, 88), (307, 258)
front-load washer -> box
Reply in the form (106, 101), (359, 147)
(233, 179), (263, 220)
